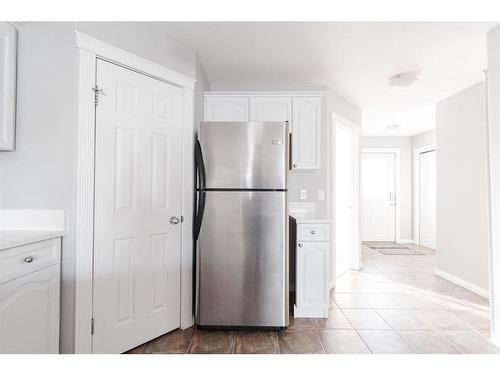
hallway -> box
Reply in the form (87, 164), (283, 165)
(326, 243), (496, 353)
(126, 244), (497, 354)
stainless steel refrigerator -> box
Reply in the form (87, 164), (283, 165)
(194, 121), (289, 329)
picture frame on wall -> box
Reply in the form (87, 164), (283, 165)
(0, 22), (17, 151)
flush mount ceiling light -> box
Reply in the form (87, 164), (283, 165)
(389, 71), (419, 87)
(385, 124), (402, 131)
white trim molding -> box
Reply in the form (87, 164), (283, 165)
(74, 32), (195, 353)
(413, 144), (436, 246)
(331, 113), (362, 288)
(76, 32), (195, 90)
(435, 268), (490, 299)
(361, 148), (401, 243)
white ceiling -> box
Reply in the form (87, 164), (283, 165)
(162, 22), (496, 136)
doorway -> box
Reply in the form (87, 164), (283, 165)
(361, 151), (398, 241)
(333, 114), (361, 284)
(335, 125), (356, 277)
(92, 59), (183, 353)
(413, 146), (436, 249)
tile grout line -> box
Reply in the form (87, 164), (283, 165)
(185, 328), (197, 354)
(313, 327), (327, 354)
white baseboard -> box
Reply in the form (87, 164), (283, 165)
(434, 268), (490, 298)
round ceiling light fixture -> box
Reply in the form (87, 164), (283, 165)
(385, 124), (402, 131)
(389, 71), (419, 87)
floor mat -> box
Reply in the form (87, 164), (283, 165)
(363, 241), (424, 255)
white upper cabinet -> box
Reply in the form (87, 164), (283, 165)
(249, 96), (292, 125)
(204, 93), (322, 170)
(205, 96), (249, 121)
(291, 97), (322, 170)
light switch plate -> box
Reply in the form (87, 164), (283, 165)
(300, 189), (307, 200)
(317, 190), (325, 201)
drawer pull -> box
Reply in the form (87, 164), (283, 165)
(24, 256), (34, 263)
(298, 243), (303, 247)
(310, 230), (316, 235)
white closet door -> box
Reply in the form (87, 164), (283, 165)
(93, 59), (183, 353)
(419, 150), (436, 249)
(361, 153), (396, 241)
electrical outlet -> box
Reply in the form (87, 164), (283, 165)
(317, 190), (325, 201)
(300, 189), (307, 200)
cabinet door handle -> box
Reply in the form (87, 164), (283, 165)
(298, 243), (303, 247)
(24, 256), (33, 263)
(310, 230), (316, 235)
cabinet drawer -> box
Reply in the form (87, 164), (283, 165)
(297, 224), (330, 242)
(0, 238), (61, 285)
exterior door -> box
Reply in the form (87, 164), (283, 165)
(335, 126), (355, 277)
(93, 59), (183, 353)
(361, 153), (396, 241)
(419, 150), (436, 249)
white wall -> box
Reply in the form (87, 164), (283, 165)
(0, 22), (207, 353)
(487, 24), (500, 343)
(412, 129), (436, 149)
(360, 136), (413, 241)
(436, 82), (490, 291)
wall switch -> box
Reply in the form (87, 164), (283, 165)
(317, 190), (325, 201)
(300, 189), (307, 200)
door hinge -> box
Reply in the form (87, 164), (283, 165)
(91, 317), (95, 335)
(92, 85), (106, 106)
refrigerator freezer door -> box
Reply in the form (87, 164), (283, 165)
(200, 122), (288, 189)
(197, 191), (288, 327)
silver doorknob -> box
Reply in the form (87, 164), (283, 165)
(169, 216), (180, 225)
(24, 256), (33, 263)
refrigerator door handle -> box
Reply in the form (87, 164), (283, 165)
(194, 140), (206, 240)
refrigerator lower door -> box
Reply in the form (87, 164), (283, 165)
(197, 191), (288, 328)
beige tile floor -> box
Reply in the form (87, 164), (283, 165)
(126, 243), (499, 354)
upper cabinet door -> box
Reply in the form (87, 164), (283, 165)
(205, 96), (249, 121)
(291, 97), (322, 170)
(249, 96), (292, 126)
(0, 22), (17, 151)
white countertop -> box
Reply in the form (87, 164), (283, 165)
(289, 212), (331, 224)
(0, 230), (65, 251)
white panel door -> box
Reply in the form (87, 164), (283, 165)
(205, 96), (249, 121)
(93, 59), (183, 353)
(291, 97), (321, 169)
(249, 96), (292, 126)
(361, 153), (396, 241)
(335, 126), (355, 277)
(0, 265), (60, 353)
(419, 150), (436, 249)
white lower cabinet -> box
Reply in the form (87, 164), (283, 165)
(294, 223), (330, 318)
(0, 238), (61, 353)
